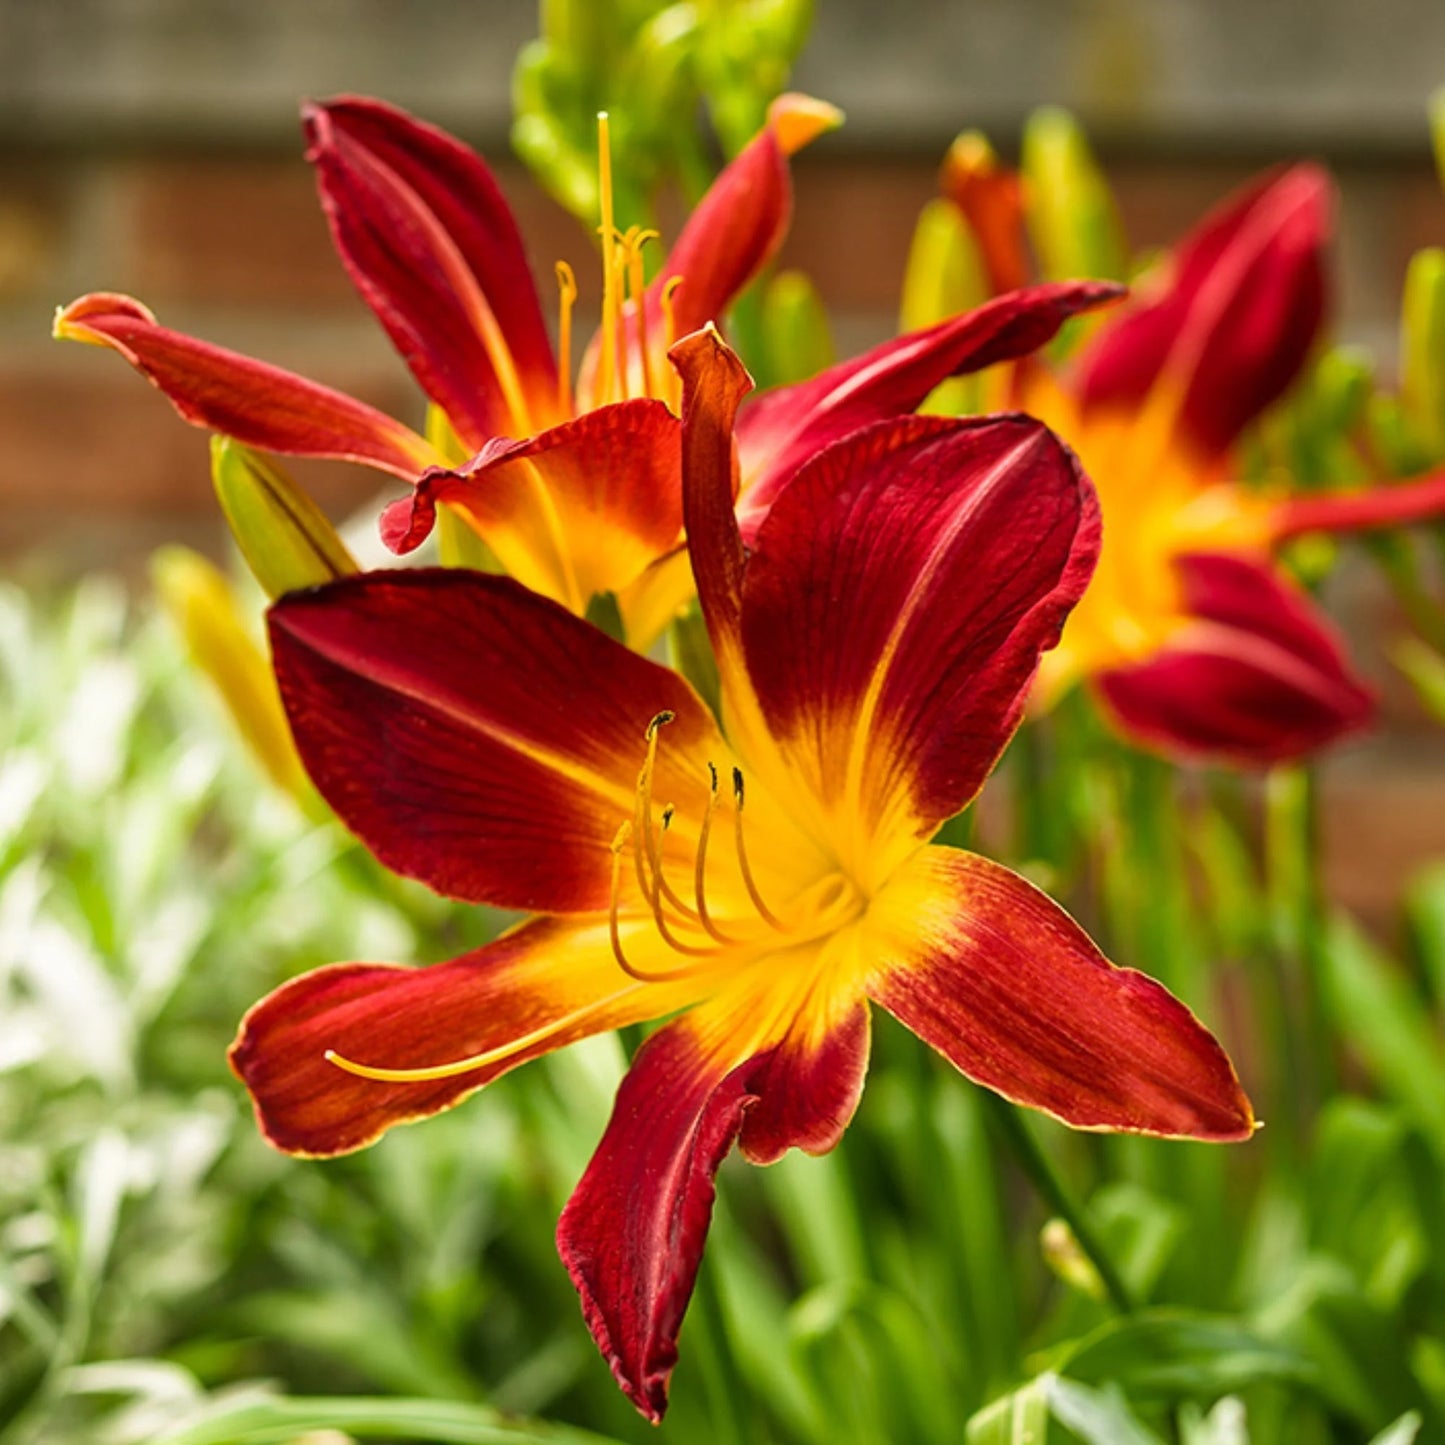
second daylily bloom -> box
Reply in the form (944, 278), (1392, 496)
(228, 329), (1252, 1421)
(945, 148), (1445, 764)
(53, 92), (831, 632)
(55, 92), (1121, 648)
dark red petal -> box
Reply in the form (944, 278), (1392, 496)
(1095, 551), (1374, 765)
(558, 1021), (755, 1424)
(736, 992), (870, 1166)
(305, 97), (557, 446)
(867, 847), (1254, 1140)
(381, 398), (681, 608)
(54, 293), (435, 478)
(734, 280), (1124, 537)
(1075, 165), (1331, 457)
(740, 414), (1100, 847)
(557, 966), (870, 1422)
(268, 569), (723, 912)
(648, 95), (834, 341)
(1273, 466), (1445, 541)
(229, 916), (699, 1157)
(671, 327), (754, 670)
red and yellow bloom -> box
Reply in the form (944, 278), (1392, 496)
(55, 94), (1119, 648)
(946, 154), (1445, 763)
(228, 328), (1252, 1421)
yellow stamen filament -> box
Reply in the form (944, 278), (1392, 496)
(693, 762), (735, 944)
(555, 260), (577, 417)
(630, 711), (672, 901)
(732, 767), (784, 930)
(625, 227), (661, 400)
(646, 806), (713, 955)
(596, 113), (621, 405)
(322, 985), (636, 1084)
(608, 821), (712, 982)
(631, 714), (702, 926)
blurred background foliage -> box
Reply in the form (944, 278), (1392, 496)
(4, 2), (1445, 1443)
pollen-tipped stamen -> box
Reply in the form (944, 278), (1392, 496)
(629, 711), (703, 927)
(645, 805), (713, 956)
(733, 767), (785, 930)
(693, 761), (736, 944)
(555, 260), (577, 417)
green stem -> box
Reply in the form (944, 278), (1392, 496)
(1265, 765), (1337, 1125)
(982, 1095), (1137, 1315)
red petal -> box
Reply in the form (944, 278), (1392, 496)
(578, 95), (837, 408)
(229, 916), (704, 1157)
(1273, 466), (1445, 541)
(381, 399), (681, 609)
(671, 327), (754, 671)
(55, 294), (437, 478)
(940, 134), (1029, 296)
(1094, 551), (1374, 764)
(734, 280), (1124, 537)
(268, 569), (724, 912)
(740, 414), (1099, 858)
(1075, 165), (1330, 457)
(650, 94), (835, 341)
(867, 847), (1254, 1140)
(557, 961), (869, 1422)
(305, 97), (558, 445)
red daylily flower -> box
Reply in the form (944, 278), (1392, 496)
(947, 157), (1445, 764)
(54, 93), (1121, 648)
(228, 329), (1253, 1421)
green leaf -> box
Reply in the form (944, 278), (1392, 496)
(153, 1394), (628, 1445)
(1369, 1412), (1423, 1445)
(1052, 1309), (1317, 1399)
(1046, 1378), (1165, 1445)
(965, 1372), (1054, 1445)
(1320, 917), (1445, 1153)
(1178, 1397), (1249, 1445)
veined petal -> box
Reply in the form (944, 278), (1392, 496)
(866, 846), (1254, 1140)
(558, 937), (870, 1423)
(268, 569), (726, 912)
(380, 399), (681, 613)
(1075, 165), (1331, 457)
(740, 413), (1099, 879)
(578, 94), (839, 409)
(55, 293), (437, 479)
(229, 914), (708, 1157)
(1094, 551), (1373, 764)
(305, 97), (558, 445)
(734, 280), (1124, 537)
